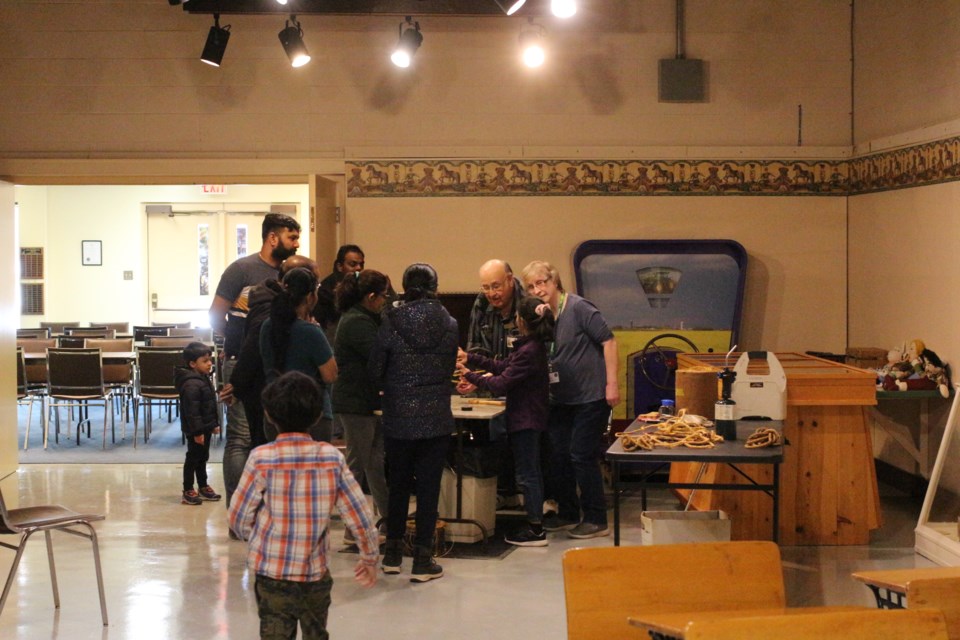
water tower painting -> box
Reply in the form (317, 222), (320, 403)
(636, 266), (682, 308)
(574, 240), (747, 420)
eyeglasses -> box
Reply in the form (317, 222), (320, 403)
(480, 280), (507, 293)
(527, 277), (551, 290)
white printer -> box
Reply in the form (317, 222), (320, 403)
(731, 351), (787, 420)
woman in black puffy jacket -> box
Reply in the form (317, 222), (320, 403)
(369, 263), (458, 582)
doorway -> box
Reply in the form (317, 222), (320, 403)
(146, 204), (295, 327)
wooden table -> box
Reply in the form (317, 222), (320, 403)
(871, 390), (951, 481)
(674, 352), (881, 545)
(606, 419), (783, 545)
(851, 567), (960, 609)
(628, 606), (868, 640)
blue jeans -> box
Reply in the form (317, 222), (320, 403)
(510, 429), (544, 524)
(548, 400), (610, 526)
(222, 357), (251, 508)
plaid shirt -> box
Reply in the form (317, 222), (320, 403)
(228, 432), (379, 581)
(466, 277), (526, 360)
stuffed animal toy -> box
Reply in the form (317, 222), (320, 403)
(886, 339), (952, 398)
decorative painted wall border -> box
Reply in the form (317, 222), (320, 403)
(346, 134), (960, 197)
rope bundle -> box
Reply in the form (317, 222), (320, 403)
(745, 427), (782, 448)
(617, 410), (722, 451)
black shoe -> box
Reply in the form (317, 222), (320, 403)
(382, 539), (403, 575)
(542, 513), (578, 532)
(505, 524), (548, 547)
(410, 545), (443, 583)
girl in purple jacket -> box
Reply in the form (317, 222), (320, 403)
(456, 296), (555, 546)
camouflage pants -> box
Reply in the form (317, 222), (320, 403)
(254, 573), (333, 640)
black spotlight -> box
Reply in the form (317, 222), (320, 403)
(391, 17), (423, 68)
(494, 0), (527, 15)
(200, 14), (230, 67)
(278, 15), (311, 68)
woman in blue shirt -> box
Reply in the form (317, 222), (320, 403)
(260, 267), (338, 441)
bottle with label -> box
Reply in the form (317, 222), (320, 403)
(658, 399), (675, 419)
(715, 367), (737, 440)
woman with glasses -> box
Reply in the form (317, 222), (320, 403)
(520, 260), (619, 539)
(260, 267), (338, 442)
(332, 269), (392, 538)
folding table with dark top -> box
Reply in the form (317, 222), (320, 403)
(606, 419), (784, 545)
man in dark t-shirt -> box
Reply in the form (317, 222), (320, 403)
(209, 213), (301, 510)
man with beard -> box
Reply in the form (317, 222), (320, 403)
(209, 213), (301, 511)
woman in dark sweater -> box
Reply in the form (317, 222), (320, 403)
(456, 296), (555, 546)
(369, 263), (458, 582)
(333, 269), (392, 529)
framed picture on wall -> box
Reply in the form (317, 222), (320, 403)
(81, 240), (102, 266)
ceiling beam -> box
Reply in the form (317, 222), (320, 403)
(181, 0), (551, 17)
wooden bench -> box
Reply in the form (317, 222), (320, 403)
(562, 541), (785, 640)
(852, 568), (960, 639)
(683, 608), (948, 640)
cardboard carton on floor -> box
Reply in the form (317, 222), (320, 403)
(438, 468), (496, 543)
(640, 510), (731, 545)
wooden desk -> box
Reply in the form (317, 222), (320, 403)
(851, 567), (960, 609)
(674, 352), (881, 545)
(628, 606), (867, 640)
(606, 420), (783, 546)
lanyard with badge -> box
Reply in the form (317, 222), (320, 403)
(547, 292), (567, 385)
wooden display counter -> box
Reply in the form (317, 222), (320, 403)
(672, 352), (881, 545)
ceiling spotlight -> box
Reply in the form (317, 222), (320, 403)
(551, 0), (577, 18)
(200, 13), (230, 67)
(494, 0), (527, 15)
(276, 0), (288, 4)
(391, 16), (423, 68)
(519, 21), (546, 68)
(278, 15), (311, 68)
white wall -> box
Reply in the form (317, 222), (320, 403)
(0, 0), (853, 155)
(854, 0), (960, 145)
(16, 184), (309, 327)
(347, 193), (849, 353)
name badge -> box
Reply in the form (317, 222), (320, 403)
(549, 371), (560, 384)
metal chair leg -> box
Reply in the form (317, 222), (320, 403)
(44, 530), (60, 609)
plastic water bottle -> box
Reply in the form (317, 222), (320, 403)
(658, 399), (676, 418)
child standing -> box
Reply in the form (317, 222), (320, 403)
(174, 342), (222, 506)
(228, 371), (378, 639)
(456, 296), (555, 546)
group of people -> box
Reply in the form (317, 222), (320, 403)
(179, 213), (619, 639)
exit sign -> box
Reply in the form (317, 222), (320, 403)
(200, 184), (227, 195)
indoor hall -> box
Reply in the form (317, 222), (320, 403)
(3, 0), (960, 638)
(0, 463), (934, 639)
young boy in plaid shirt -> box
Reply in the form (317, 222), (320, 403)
(228, 371), (378, 640)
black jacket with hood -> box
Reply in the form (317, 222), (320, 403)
(175, 366), (219, 437)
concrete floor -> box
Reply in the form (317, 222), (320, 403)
(0, 464), (936, 639)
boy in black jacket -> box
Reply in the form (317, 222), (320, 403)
(175, 342), (222, 505)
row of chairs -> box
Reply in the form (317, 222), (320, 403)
(17, 324), (210, 342)
(16, 343), (203, 450)
(18, 331), (213, 348)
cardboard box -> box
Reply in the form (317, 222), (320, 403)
(438, 468), (496, 543)
(846, 347), (888, 370)
(640, 510), (731, 545)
